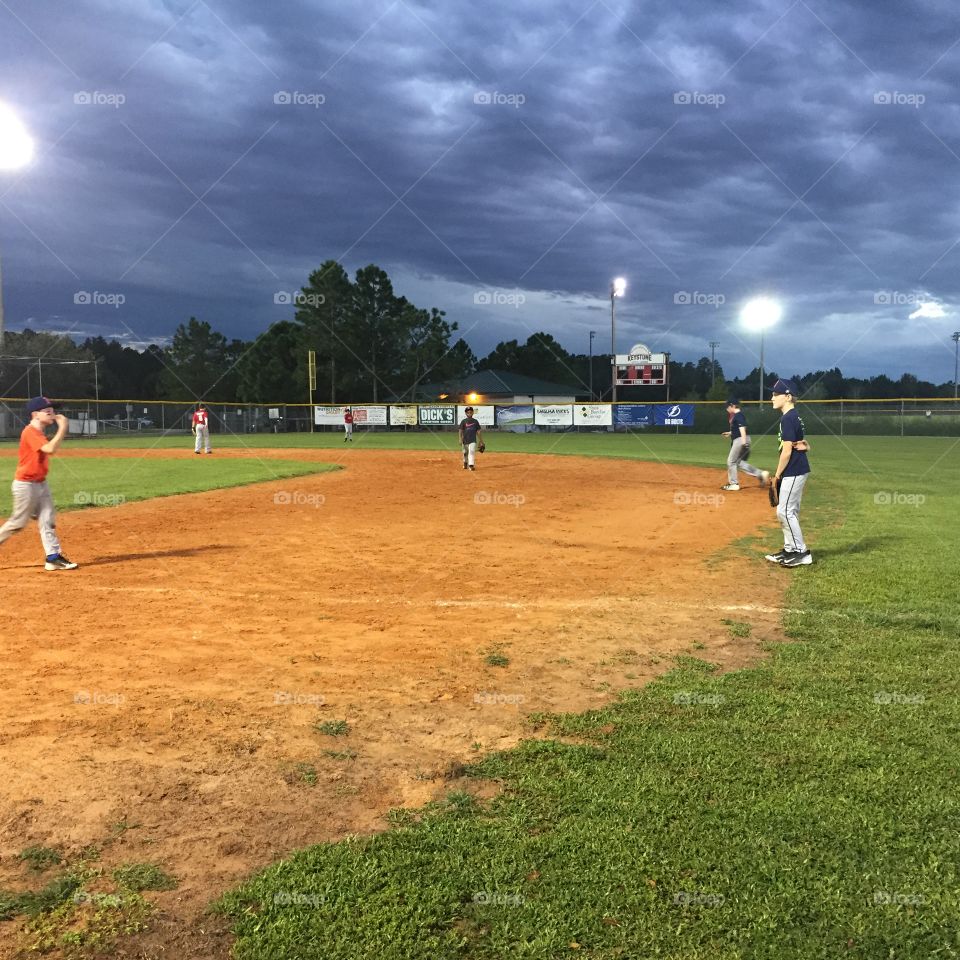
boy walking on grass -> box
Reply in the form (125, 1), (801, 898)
(0, 397), (78, 570)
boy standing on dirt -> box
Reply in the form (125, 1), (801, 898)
(721, 399), (769, 491)
(0, 397), (78, 570)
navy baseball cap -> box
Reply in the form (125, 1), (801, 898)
(770, 378), (798, 396)
(25, 396), (60, 414)
(726, 397), (740, 406)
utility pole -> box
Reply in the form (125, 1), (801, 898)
(953, 332), (960, 399)
(589, 331), (595, 400)
(709, 340), (720, 389)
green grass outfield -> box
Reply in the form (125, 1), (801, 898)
(0, 455), (338, 515)
(198, 435), (955, 959)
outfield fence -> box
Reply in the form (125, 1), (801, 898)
(1, 397), (959, 440)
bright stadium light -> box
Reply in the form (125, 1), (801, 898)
(467, 391), (479, 403)
(0, 102), (33, 170)
(612, 277), (627, 298)
(741, 297), (781, 403)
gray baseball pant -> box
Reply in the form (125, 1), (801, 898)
(777, 473), (808, 553)
(0, 480), (61, 557)
(727, 438), (763, 484)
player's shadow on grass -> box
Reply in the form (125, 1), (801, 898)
(814, 535), (899, 557)
(83, 545), (235, 566)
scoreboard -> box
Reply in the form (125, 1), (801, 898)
(613, 343), (669, 386)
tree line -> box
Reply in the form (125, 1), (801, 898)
(0, 261), (955, 402)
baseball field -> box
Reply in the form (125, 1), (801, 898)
(0, 433), (956, 959)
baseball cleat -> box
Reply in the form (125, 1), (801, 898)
(721, 483), (740, 491)
(760, 470), (770, 486)
(195, 451), (201, 455)
(780, 550), (813, 567)
(765, 549), (795, 563)
(469, 465), (475, 471)
(45, 555), (78, 571)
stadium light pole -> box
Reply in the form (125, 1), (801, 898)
(953, 332), (960, 399)
(610, 278), (626, 402)
(0, 102), (34, 390)
(709, 340), (720, 389)
(589, 330), (595, 400)
(741, 298), (781, 404)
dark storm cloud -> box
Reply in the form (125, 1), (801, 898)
(2, 0), (960, 380)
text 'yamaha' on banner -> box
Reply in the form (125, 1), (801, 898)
(654, 403), (695, 427)
(418, 405), (456, 426)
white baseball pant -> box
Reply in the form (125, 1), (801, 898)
(0, 480), (61, 556)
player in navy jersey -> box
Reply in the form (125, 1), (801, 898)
(765, 379), (813, 567)
(721, 399), (769, 491)
(459, 407), (483, 471)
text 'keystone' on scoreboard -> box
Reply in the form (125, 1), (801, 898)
(612, 343), (669, 386)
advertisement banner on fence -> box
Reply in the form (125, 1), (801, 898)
(497, 405), (534, 427)
(389, 405), (418, 426)
(655, 403), (695, 427)
(352, 405), (388, 425)
(535, 404), (573, 426)
(614, 404), (653, 426)
(419, 405), (456, 426)
(314, 405), (344, 426)
(457, 404), (495, 426)
(574, 403), (613, 426)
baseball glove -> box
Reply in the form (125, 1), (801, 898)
(478, 442), (486, 454)
(768, 476), (782, 507)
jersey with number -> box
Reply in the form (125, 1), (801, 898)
(192, 410), (208, 428)
(344, 412), (353, 424)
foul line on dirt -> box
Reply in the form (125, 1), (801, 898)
(63, 585), (789, 615)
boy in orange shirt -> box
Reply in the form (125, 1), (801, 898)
(0, 397), (78, 570)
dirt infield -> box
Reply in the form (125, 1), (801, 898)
(0, 448), (786, 957)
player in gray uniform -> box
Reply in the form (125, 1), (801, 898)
(459, 407), (483, 471)
(721, 399), (769, 491)
(765, 379), (813, 567)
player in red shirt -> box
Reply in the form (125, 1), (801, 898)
(343, 408), (354, 442)
(0, 397), (78, 570)
(192, 403), (212, 454)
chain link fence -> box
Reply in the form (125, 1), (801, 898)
(2, 397), (959, 439)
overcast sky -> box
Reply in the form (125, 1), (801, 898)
(2, 0), (960, 381)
